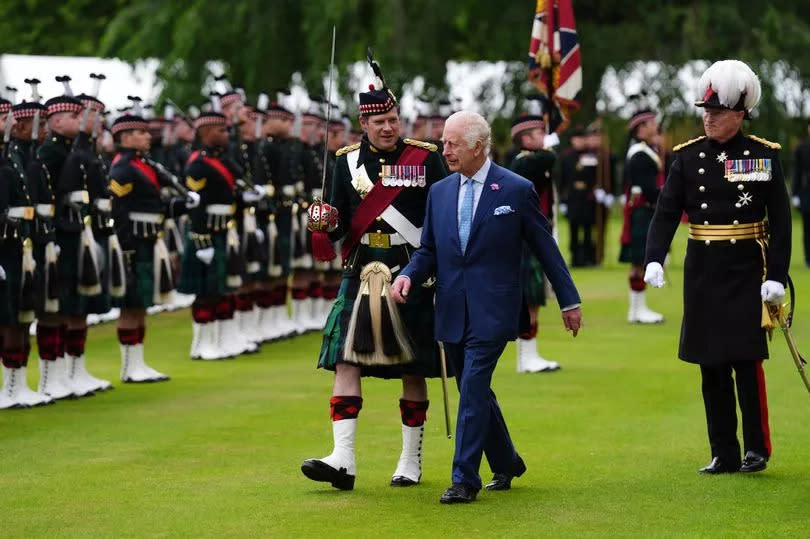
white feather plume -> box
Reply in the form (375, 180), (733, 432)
(697, 60), (761, 111)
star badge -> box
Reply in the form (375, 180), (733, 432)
(716, 151), (728, 163)
(738, 192), (753, 206)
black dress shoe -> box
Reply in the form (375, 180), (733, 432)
(698, 456), (740, 474)
(740, 451), (768, 473)
(391, 475), (418, 487)
(485, 455), (527, 490)
(439, 483), (478, 504)
(301, 459), (355, 490)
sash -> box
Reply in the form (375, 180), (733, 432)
(188, 151), (235, 190)
(341, 145), (429, 260)
(130, 158), (160, 190)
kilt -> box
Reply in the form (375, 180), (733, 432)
(114, 239), (157, 310)
(619, 206), (654, 265)
(243, 210), (271, 283)
(85, 233), (113, 315)
(0, 239), (22, 325)
(55, 230), (92, 317)
(178, 232), (229, 297)
(274, 207), (293, 277)
(679, 239), (768, 365)
(521, 242), (546, 307)
(318, 246), (446, 379)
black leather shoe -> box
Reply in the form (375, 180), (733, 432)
(439, 483), (478, 504)
(301, 459), (355, 490)
(485, 455), (527, 490)
(740, 451), (768, 473)
(391, 475), (418, 487)
(698, 456), (740, 474)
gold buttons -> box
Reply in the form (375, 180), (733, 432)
(743, 150), (750, 156)
(379, 158), (385, 163)
(375, 217), (382, 222)
(699, 152), (706, 158)
(700, 202), (708, 210)
(730, 238), (737, 244)
(704, 240), (711, 245)
(699, 186), (705, 192)
(733, 220), (739, 225)
(737, 184), (744, 190)
(735, 203), (741, 208)
(698, 168), (705, 174)
(704, 221), (709, 225)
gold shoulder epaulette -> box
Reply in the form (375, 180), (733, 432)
(516, 150), (533, 159)
(403, 138), (438, 152)
(747, 134), (781, 151)
(672, 136), (706, 152)
(336, 142), (361, 157)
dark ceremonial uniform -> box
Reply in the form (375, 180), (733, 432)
(234, 138), (268, 281)
(318, 136), (448, 378)
(561, 148), (599, 266)
(178, 146), (241, 297)
(620, 140), (663, 265)
(109, 149), (188, 308)
(0, 151), (35, 326)
(793, 136), (810, 266)
(508, 148), (555, 306)
(646, 132), (791, 464)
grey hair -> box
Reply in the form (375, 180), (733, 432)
(448, 110), (491, 154)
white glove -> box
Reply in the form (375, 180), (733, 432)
(644, 262), (665, 288)
(254, 228), (265, 244)
(618, 193), (627, 206)
(603, 193), (615, 208)
(559, 203), (568, 216)
(761, 280), (786, 305)
(242, 189), (263, 203)
(543, 132), (560, 149)
(54, 244), (61, 256)
(594, 188), (606, 203)
(195, 247), (215, 265)
(792, 195), (801, 208)
(185, 191), (201, 209)
(0, 264), (5, 280)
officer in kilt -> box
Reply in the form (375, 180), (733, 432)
(109, 110), (198, 381)
(179, 103), (245, 360)
(507, 109), (561, 373)
(36, 78), (108, 398)
(619, 106), (665, 324)
(645, 60), (791, 474)
(0, 98), (51, 408)
(255, 98), (298, 340)
(301, 58), (449, 491)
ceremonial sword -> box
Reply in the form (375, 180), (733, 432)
(769, 276), (810, 395)
(438, 343), (453, 439)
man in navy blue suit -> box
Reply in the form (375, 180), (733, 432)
(392, 111), (582, 504)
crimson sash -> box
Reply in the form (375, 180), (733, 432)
(130, 158), (160, 190)
(188, 151), (236, 190)
(341, 145), (429, 260)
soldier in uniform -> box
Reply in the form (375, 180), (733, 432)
(645, 60), (791, 474)
(255, 97), (298, 340)
(1, 98), (51, 408)
(792, 119), (810, 267)
(507, 110), (561, 373)
(584, 121), (618, 266)
(109, 109), (198, 381)
(179, 102), (245, 360)
(301, 60), (449, 491)
(619, 107), (665, 324)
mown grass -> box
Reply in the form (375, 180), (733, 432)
(2, 216), (809, 537)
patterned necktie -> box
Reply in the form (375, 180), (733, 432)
(458, 178), (475, 253)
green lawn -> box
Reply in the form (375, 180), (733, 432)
(2, 217), (810, 538)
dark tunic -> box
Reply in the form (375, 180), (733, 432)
(0, 150), (32, 325)
(508, 148), (556, 306)
(620, 141), (662, 265)
(318, 137), (449, 378)
(645, 132), (791, 365)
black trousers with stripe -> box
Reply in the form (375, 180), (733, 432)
(699, 360), (771, 465)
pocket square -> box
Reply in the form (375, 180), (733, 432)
(494, 205), (515, 216)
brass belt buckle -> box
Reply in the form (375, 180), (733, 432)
(23, 207), (35, 220)
(368, 232), (390, 249)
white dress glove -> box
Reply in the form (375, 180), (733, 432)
(559, 203), (568, 216)
(603, 193), (615, 208)
(761, 280), (786, 304)
(185, 191), (201, 209)
(644, 262), (665, 288)
(254, 228), (265, 244)
(594, 188), (606, 203)
(195, 247), (215, 265)
(242, 189), (263, 203)
(0, 264), (6, 281)
(792, 195), (801, 208)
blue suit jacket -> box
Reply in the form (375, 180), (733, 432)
(401, 162), (581, 344)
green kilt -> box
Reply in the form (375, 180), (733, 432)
(114, 239), (157, 310)
(55, 230), (90, 317)
(178, 232), (229, 297)
(318, 248), (445, 379)
(619, 207), (654, 265)
(0, 239), (23, 325)
(521, 242), (546, 307)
